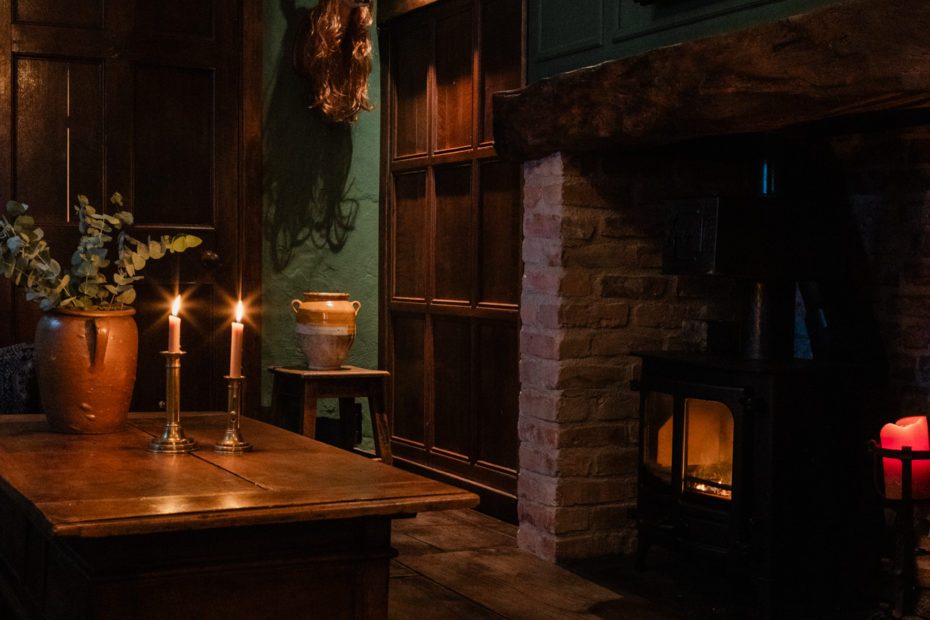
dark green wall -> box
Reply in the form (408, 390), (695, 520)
(529, 0), (842, 81)
(261, 1), (381, 430)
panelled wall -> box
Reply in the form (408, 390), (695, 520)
(380, 0), (524, 515)
(529, 0), (841, 80)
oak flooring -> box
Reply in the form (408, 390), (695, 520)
(389, 509), (684, 620)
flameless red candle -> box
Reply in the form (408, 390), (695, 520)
(229, 301), (244, 378)
(880, 415), (930, 499)
(168, 296), (181, 353)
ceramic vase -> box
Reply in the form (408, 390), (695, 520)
(291, 292), (360, 370)
(34, 307), (138, 433)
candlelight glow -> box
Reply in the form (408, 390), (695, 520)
(235, 300), (244, 323)
(171, 295), (181, 316)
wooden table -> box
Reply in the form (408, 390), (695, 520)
(0, 413), (477, 620)
(268, 365), (392, 464)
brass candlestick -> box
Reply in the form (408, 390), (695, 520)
(148, 350), (197, 454)
(215, 375), (252, 454)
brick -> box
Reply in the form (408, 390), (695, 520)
(594, 448), (639, 476)
(631, 302), (694, 329)
(523, 212), (561, 238)
(563, 242), (625, 269)
(523, 236), (562, 267)
(556, 447), (596, 476)
(557, 423), (626, 449)
(518, 417), (559, 449)
(521, 329), (561, 360)
(589, 502), (636, 531)
(522, 268), (561, 295)
(518, 503), (589, 536)
(519, 444), (559, 476)
(561, 214), (598, 241)
(590, 393), (640, 422)
(519, 357), (561, 390)
(560, 301), (630, 328)
(558, 362), (629, 390)
(516, 523), (558, 562)
(518, 470), (558, 505)
(559, 476), (633, 505)
(560, 270), (594, 297)
(524, 152), (563, 180)
(601, 275), (668, 299)
(518, 389), (562, 423)
(563, 176), (609, 209)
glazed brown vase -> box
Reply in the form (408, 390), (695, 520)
(34, 307), (138, 434)
(291, 292), (361, 370)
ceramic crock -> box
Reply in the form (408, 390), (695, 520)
(291, 292), (361, 370)
(34, 307), (138, 433)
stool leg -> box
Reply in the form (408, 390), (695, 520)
(302, 383), (319, 440)
(368, 380), (392, 465)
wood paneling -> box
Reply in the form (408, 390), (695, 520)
(392, 313), (426, 444)
(382, 0), (524, 508)
(481, 0), (523, 143)
(132, 65), (214, 226)
(435, 5), (473, 151)
(434, 165), (472, 301)
(393, 21), (430, 158)
(394, 171), (429, 299)
(433, 316), (471, 457)
(476, 320), (518, 470)
(14, 0), (103, 28)
(479, 160), (521, 305)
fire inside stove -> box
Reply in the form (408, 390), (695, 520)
(644, 394), (734, 500)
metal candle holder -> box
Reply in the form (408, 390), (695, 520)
(215, 375), (252, 454)
(148, 350), (197, 454)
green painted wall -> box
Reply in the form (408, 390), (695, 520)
(530, 0), (843, 81)
(261, 1), (381, 432)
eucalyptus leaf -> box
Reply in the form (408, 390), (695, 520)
(6, 201), (26, 216)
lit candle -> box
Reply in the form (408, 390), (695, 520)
(880, 416), (930, 499)
(229, 300), (244, 378)
(168, 296), (181, 352)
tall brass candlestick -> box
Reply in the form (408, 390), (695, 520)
(148, 350), (197, 453)
(215, 375), (252, 454)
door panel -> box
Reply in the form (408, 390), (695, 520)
(0, 0), (261, 415)
(433, 316), (471, 457)
(479, 160), (522, 305)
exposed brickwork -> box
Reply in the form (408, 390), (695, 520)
(518, 151), (742, 562)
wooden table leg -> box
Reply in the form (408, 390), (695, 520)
(367, 380), (392, 465)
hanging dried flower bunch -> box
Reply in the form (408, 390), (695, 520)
(293, 0), (374, 124)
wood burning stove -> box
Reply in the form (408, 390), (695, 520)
(633, 180), (877, 614)
(633, 351), (873, 614)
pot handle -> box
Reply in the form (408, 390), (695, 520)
(352, 300), (361, 315)
(291, 299), (301, 313)
(91, 319), (109, 372)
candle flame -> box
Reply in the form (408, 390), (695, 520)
(235, 300), (244, 323)
(171, 295), (181, 316)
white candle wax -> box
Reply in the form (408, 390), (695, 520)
(168, 296), (182, 352)
(229, 301), (244, 377)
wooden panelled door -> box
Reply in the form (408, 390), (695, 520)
(381, 0), (524, 516)
(0, 1), (262, 412)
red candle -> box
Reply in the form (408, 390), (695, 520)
(880, 415), (930, 499)
(229, 301), (244, 378)
(168, 296), (181, 353)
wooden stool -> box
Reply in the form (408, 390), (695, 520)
(268, 365), (392, 464)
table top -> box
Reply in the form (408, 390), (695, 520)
(0, 413), (477, 538)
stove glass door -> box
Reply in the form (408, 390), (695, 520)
(682, 398), (733, 499)
(643, 391), (674, 484)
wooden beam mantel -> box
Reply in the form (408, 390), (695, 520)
(492, 0), (930, 161)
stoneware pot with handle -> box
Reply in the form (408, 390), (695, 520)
(34, 307), (138, 433)
(291, 292), (360, 370)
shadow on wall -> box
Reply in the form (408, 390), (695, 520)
(264, 0), (358, 272)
